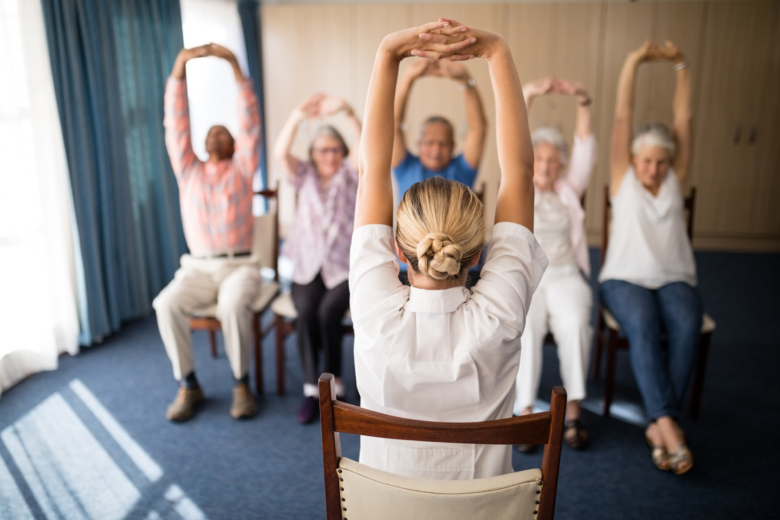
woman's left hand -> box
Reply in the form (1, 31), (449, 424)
(654, 40), (685, 64)
(380, 21), (476, 62)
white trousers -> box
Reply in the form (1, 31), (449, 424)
(153, 255), (261, 381)
(515, 264), (592, 414)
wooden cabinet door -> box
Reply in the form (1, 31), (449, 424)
(692, 1), (780, 244)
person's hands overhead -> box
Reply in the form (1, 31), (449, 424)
(380, 20), (476, 62)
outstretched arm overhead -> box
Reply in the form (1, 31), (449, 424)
(166, 45), (213, 179)
(356, 21), (475, 229)
(611, 40), (658, 196)
(392, 59), (431, 168)
(319, 96), (363, 170)
(274, 93), (325, 180)
(427, 60), (488, 169)
(657, 40), (693, 185)
(437, 18), (534, 230)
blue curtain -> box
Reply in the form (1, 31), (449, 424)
(41, 0), (187, 344)
(238, 0), (268, 193)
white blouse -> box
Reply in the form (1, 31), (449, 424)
(534, 191), (575, 267)
(599, 168), (697, 289)
(348, 222), (548, 480)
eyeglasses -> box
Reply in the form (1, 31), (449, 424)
(312, 147), (344, 155)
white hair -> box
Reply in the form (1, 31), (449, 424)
(531, 127), (569, 165)
(632, 123), (675, 159)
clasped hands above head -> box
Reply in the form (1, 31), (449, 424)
(381, 17), (505, 64)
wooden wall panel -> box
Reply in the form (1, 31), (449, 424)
(260, 1), (780, 251)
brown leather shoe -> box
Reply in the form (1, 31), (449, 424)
(166, 387), (205, 422)
(230, 383), (258, 419)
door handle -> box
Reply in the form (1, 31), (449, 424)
(748, 125), (757, 145)
(733, 125), (741, 145)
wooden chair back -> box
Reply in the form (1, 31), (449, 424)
(253, 187), (280, 282)
(599, 184), (697, 268)
(319, 373), (566, 520)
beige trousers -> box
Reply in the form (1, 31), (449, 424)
(515, 264), (592, 414)
(153, 254), (261, 381)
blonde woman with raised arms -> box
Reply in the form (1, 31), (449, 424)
(349, 18), (547, 480)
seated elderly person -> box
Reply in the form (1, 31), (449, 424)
(513, 77), (597, 453)
(274, 93), (361, 424)
(153, 44), (262, 422)
(600, 40), (700, 475)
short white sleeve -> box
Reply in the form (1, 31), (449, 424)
(349, 224), (409, 328)
(470, 222), (549, 333)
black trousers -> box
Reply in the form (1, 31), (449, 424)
(291, 273), (350, 385)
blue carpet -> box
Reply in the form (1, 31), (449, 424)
(0, 249), (778, 519)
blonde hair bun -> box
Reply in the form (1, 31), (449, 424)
(396, 176), (484, 282)
(416, 232), (464, 280)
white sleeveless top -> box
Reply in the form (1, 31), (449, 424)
(599, 168), (697, 289)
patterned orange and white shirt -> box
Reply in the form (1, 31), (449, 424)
(163, 77), (261, 257)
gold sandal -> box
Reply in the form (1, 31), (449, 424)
(646, 434), (671, 471)
(669, 444), (694, 475)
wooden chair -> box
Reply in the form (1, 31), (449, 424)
(189, 188), (281, 395)
(319, 373), (566, 520)
(591, 185), (716, 420)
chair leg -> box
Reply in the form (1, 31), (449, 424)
(591, 331), (603, 380)
(253, 313), (263, 395)
(275, 314), (286, 396)
(688, 332), (711, 421)
(208, 330), (218, 358)
(602, 331), (617, 417)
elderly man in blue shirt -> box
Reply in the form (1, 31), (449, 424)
(392, 59), (488, 197)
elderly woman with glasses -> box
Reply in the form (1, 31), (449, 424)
(274, 93), (362, 424)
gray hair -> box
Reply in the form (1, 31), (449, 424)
(308, 124), (349, 160)
(418, 116), (455, 144)
(531, 127), (569, 165)
(632, 122), (675, 159)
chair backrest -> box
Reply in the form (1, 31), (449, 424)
(318, 374), (566, 520)
(599, 184), (697, 268)
(252, 187), (279, 281)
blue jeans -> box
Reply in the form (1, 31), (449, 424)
(600, 280), (703, 420)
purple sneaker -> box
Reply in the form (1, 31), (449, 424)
(296, 396), (319, 424)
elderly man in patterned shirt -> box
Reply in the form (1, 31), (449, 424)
(154, 43), (261, 422)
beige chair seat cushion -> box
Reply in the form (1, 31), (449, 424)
(192, 281), (280, 318)
(337, 457), (543, 520)
(603, 309), (716, 334)
(270, 291), (351, 321)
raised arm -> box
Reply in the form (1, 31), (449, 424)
(660, 41), (693, 184)
(550, 78), (596, 195)
(611, 41), (655, 196)
(165, 46), (212, 180)
(273, 94), (323, 180)
(392, 60), (430, 168)
(435, 19), (534, 229)
(432, 61), (487, 169)
(319, 96), (363, 170)
(356, 22), (475, 228)
(480, 36), (534, 229)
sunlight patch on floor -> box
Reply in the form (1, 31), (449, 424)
(0, 379), (208, 520)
